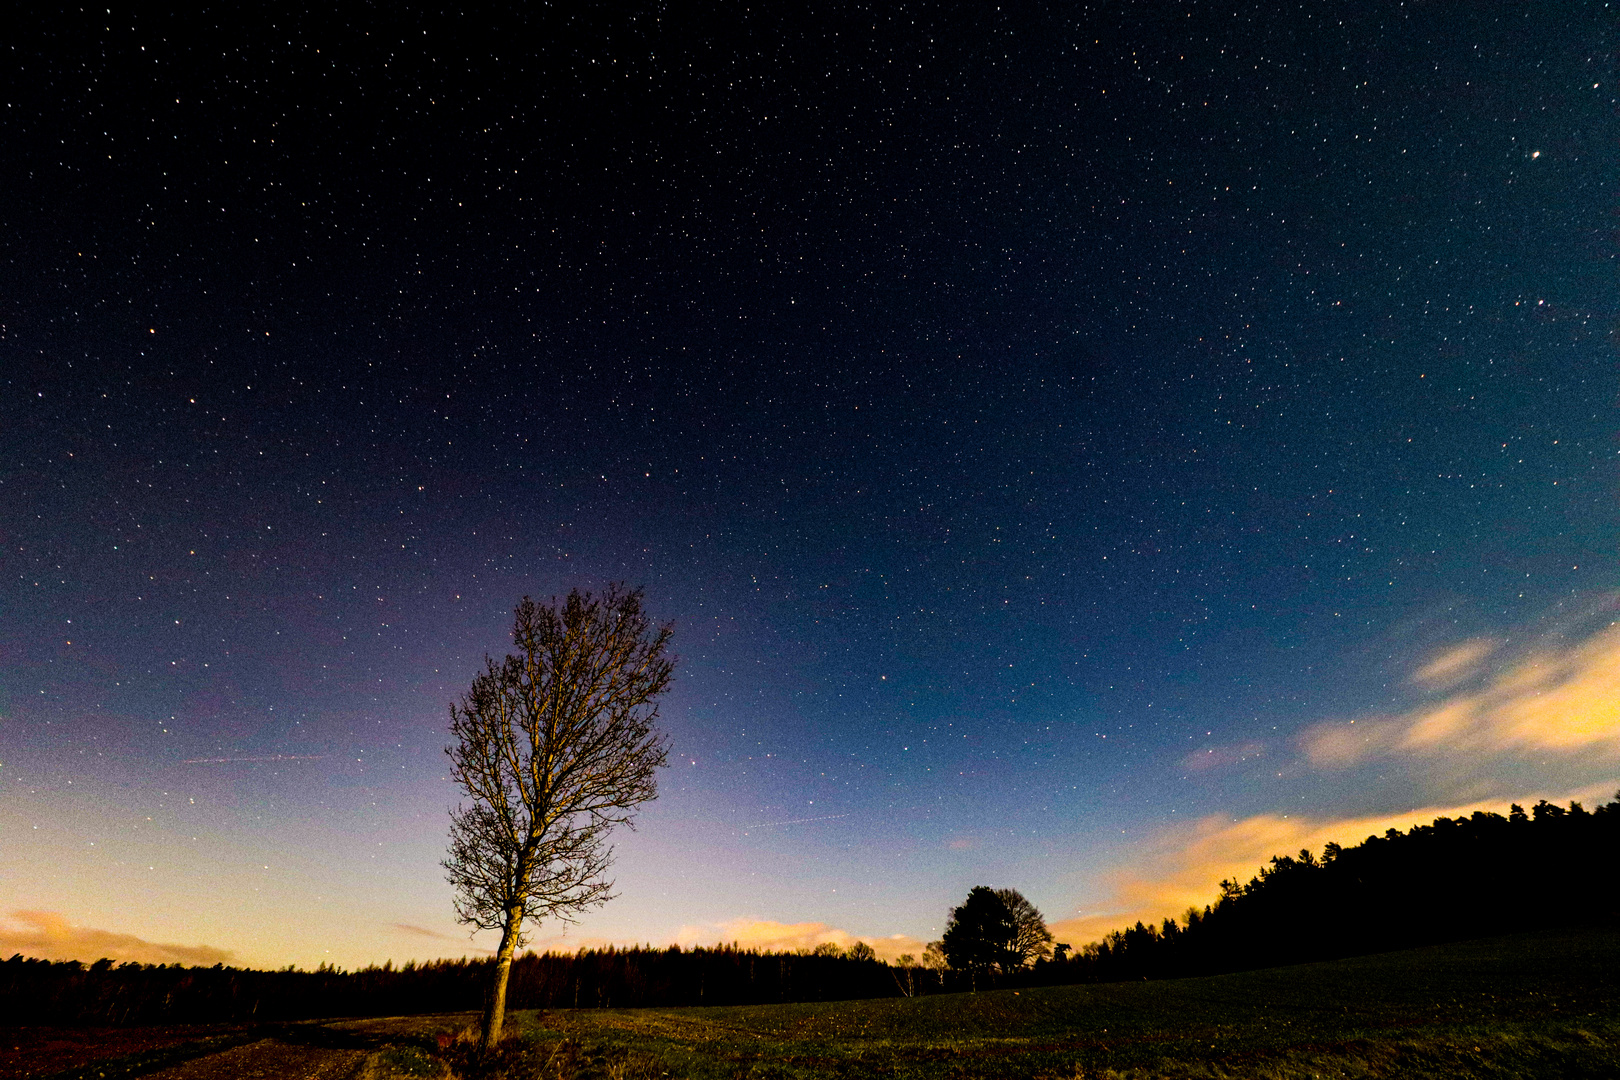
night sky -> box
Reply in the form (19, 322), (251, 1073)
(3, 2), (1616, 970)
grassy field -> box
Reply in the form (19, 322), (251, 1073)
(17, 926), (1620, 1079)
(412, 926), (1620, 1079)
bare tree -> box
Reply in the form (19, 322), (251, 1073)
(994, 887), (1054, 968)
(444, 585), (673, 1050)
(891, 953), (917, 997)
(922, 940), (948, 993)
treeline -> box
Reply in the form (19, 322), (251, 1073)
(0, 943), (899, 1026)
(12, 795), (1619, 1025)
(1026, 795), (1620, 986)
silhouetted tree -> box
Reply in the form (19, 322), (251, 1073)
(995, 887), (1055, 967)
(846, 941), (876, 962)
(942, 886), (1016, 988)
(444, 586), (673, 1050)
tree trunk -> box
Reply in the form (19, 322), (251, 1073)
(480, 913), (522, 1052)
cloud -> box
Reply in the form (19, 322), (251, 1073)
(0, 910), (235, 967)
(1181, 741), (1266, 772)
(674, 918), (925, 962)
(387, 923), (497, 956)
(1300, 622), (1620, 768)
(182, 755), (325, 764)
(390, 923), (459, 941)
(1412, 639), (1498, 688)
(1046, 783), (1617, 949)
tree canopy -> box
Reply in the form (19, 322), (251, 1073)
(995, 887), (1055, 967)
(941, 886), (1017, 983)
(444, 585), (673, 1048)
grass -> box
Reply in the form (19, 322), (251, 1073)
(19, 927), (1620, 1078)
(374, 926), (1620, 1079)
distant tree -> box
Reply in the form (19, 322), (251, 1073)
(942, 886), (1016, 988)
(847, 941), (876, 962)
(891, 953), (918, 996)
(1532, 799), (1565, 820)
(812, 942), (844, 958)
(994, 888), (1055, 967)
(919, 940), (948, 993)
(444, 586), (674, 1050)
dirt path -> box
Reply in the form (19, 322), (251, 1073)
(10, 1015), (467, 1080)
(138, 1038), (369, 1080)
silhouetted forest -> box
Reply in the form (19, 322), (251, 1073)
(8, 795), (1617, 1024)
(1028, 795), (1620, 985)
(0, 943), (898, 1025)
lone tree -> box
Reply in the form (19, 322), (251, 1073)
(444, 585), (673, 1050)
(940, 886), (1053, 987)
(941, 886), (1015, 989)
(994, 887), (1055, 968)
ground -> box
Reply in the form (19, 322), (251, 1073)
(10, 927), (1620, 1079)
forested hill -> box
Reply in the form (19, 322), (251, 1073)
(0, 944), (903, 1026)
(1038, 795), (1620, 984)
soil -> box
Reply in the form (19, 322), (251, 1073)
(138, 1037), (368, 1080)
(0, 1025), (256, 1080)
(6, 1015), (468, 1080)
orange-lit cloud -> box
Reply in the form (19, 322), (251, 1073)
(674, 918), (925, 962)
(0, 910), (236, 967)
(1300, 623), (1620, 767)
(1046, 784), (1617, 948)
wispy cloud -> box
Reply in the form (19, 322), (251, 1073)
(1412, 639), (1499, 688)
(674, 918), (925, 962)
(388, 923), (496, 955)
(0, 910), (235, 966)
(390, 923), (458, 941)
(181, 755), (325, 764)
(1182, 740), (1266, 772)
(1300, 622), (1620, 767)
(1046, 783), (1617, 948)
(741, 814), (849, 830)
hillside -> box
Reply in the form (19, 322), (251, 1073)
(1037, 795), (1620, 985)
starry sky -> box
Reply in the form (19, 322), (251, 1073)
(3, 2), (1616, 970)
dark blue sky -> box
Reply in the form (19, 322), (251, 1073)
(2, 2), (1615, 967)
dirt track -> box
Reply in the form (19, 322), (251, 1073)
(139, 1037), (368, 1080)
(10, 1015), (465, 1080)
